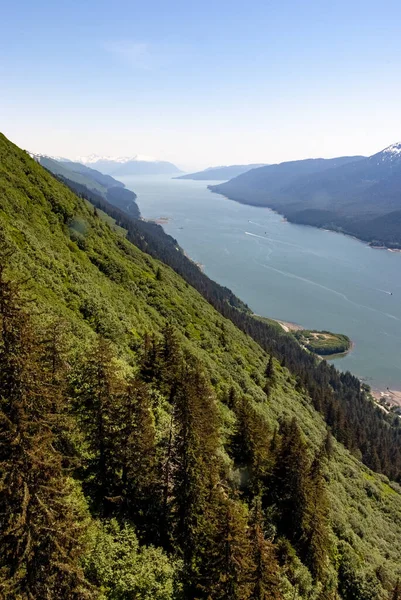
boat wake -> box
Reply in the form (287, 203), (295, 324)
(245, 231), (266, 240)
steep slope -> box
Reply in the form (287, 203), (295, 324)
(176, 164), (266, 180)
(37, 155), (110, 194)
(57, 160), (125, 189)
(48, 150), (401, 486)
(211, 145), (401, 247)
(37, 155), (140, 218)
(1, 133), (401, 598)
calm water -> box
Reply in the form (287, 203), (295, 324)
(121, 175), (401, 391)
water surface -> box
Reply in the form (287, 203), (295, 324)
(121, 175), (401, 391)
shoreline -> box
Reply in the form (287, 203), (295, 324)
(371, 388), (401, 408)
(210, 189), (401, 253)
(273, 319), (354, 359)
(275, 319), (304, 333)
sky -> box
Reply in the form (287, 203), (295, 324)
(1, 0), (401, 171)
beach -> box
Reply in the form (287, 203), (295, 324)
(372, 388), (401, 408)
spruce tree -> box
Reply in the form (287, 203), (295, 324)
(264, 356), (275, 397)
(159, 323), (183, 395)
(201, 492), (253, 600)
(301, 446), (330, 581)
(170, 357), (220, 597)
(72, 337), (124, 516)
(231, 397), (272, 495)
(248, 497), (282, 600)
(120, 376), (160, 541)
(0, 266), (92, 598)
(270, 418), (309, 549)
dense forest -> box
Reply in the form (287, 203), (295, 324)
(1, 132), (401, 598)
(39, 157), (140, 219)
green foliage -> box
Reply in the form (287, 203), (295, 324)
(0, 266), (92, 598)
(1, 132), (401, 598)
(83, 520), (180, 600)
(294, 330), (351, 356)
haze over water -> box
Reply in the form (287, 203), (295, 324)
(122, 175), (401, 392)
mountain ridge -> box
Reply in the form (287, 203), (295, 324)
(210, 144), (401, 247)
(34, 154), (140, 219)
(80, 155), (181, 176)
(176, 163), (267, 180)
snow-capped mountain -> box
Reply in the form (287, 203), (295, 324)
(376, 142), (401, 163)
(77, 154), (157, 164)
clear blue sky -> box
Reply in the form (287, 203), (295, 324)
(2, 0), (401, 169)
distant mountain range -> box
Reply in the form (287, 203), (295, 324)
(210, 145), (401, 248)
(78, 154), (181, 176)
(176, 164), (266, 181)
(35, 155), (140, 218)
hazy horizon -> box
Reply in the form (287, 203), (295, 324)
(2, 0), (401, 171)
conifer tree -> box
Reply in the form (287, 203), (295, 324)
(248, 497), (282, 600)
(264, 356), (275, 397)
(0, 266), (92, 598)
(40, 318), (77, 461)
(265, 356), (275, 380)
(201, 492), (254, 600)
(140, 332), (159, 382)
(73, 337), (124, 516)
(231, 397), (272, 495)
(159, 322), (183, 395)
(270, 418), (309, 549)
(120, 376), (160, 541)
(170, 357), (220, 596)
(301, 445), (330, 581)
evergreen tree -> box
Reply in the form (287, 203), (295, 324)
(170, 358), (220, 597)
(73, 338), (124, 516)
(301, 445), (330, 581)
(40, 318), (77, 462)
(140, 332), (159, 382)
(120, 376), (160, 541)
(248, 497), (282, 600)
(269, 418), (309, 549)
(0, 266), (92, 598)
(201, 492), (253, 600)
(264, 356), (275, 397)
(231, 397), (272, 495)
(159, 323), (183, 395)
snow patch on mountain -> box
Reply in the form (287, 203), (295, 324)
(380, 143), (401, 160)
(78, 154), (158, 164)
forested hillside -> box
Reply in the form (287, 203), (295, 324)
(1, 132), (401, 599)
(38, 156), (140, 218)
(56, 153), (401, 484)
(210, 144), (401, 247)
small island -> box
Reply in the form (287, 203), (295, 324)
(294, 329), (352, 357)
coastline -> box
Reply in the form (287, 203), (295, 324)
(273, 319), (354, 359)
(371, 388), (401, 408)
(275, 319), (304, 333)
(209, 188), (401, 253)
(273, 315), (399, 407)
